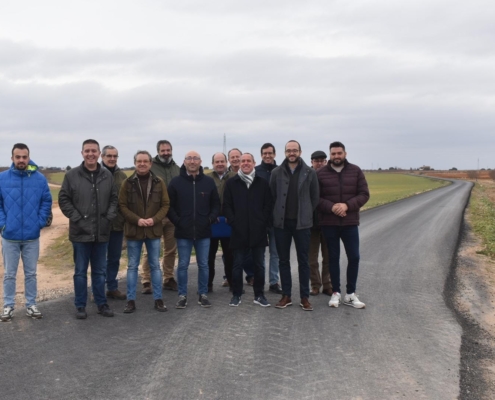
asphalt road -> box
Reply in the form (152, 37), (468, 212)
(0, 180), (473, 400)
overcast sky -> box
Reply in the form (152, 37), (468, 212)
(1, 0), (494, 170)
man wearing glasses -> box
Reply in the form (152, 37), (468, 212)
(167, 151), (220, 309)
(270, 140), (319, 311)
(101, 145), (128, 300)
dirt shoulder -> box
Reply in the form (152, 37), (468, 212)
(446, 180), (495, 399)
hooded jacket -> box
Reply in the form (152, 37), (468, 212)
(0, 160), (52, 241)
(150, 155), (180, 186)
(59, 162), (118, 242)
(167, 165), (220, 240)
(317, 159), (369, 226)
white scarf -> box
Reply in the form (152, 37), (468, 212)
(238, 169), (255, 188)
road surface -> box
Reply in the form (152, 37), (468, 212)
(0, 180), (473, 400)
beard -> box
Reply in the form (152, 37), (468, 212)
(286, 155), (301, 164)
(159, 155), (172, 163)
(15, 163), (27, 170)
(330, 157), (345, 166)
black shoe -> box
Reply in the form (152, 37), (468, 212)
(176, 296), (187, 309)
(123, 300), (136, 313)
(154, 299), (168, 312)
(269, 283), (283, 294)
(97, 304), (114, 317)
(198, 294), (212, 308)
(76, 307), (87, 319)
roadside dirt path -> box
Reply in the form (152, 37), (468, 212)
(0, 204), (74, 304)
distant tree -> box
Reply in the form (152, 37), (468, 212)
(378, 168), (382, 171)
(66, 165), (71, 171)
(449, 167), (458, 171)
(488, 170), (495, 181)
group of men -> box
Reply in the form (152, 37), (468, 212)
(0, 138), (369, 321)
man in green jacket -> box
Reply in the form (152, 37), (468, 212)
(141, 140), (180, 294)
(101, 145), (128, 300)
(119, 150), (170, 313)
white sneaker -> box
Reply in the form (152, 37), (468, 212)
(26, 305), (43, 319)
(1, 306), (14, 322)
(343, 293), (366, 309)
(329, 292), (341, 308)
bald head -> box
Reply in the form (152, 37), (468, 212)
(184, 150), (202, 176)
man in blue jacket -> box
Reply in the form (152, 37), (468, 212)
(0, 143), (52, 322)
(167, 150), (220, 309)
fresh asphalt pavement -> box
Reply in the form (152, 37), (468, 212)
(0, 180), (473, 400)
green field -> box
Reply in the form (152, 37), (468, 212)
(363, 173), (450, 209)
(47, 171), (65, 185)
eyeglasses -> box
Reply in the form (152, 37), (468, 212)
(104, 155), (119, 159)
(285, 149), (300, 154)
(185, 156), (201, 161)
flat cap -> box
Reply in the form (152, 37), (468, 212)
(311, 150), (327, 160)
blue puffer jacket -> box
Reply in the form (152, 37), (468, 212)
(0, 160), (52, 241)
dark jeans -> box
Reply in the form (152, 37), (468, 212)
(232, 247), (265, 297)
(106, 230), (124, 291)
(242, 250), (254, 281)
(208, 237), (234, 287)
(72, 241), (108, 308)
(274, 219), (311, 299)
(321, 225), (360, 294)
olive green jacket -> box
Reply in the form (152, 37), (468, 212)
(119, 172), (170, 240)
(150, 156), (180, 187)
(206, 170), (234, 207)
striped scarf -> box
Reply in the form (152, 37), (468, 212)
(238, 169), (255, 188)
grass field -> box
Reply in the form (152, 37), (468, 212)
(468, 182), (495, 259)
(363, 173), (449, 209)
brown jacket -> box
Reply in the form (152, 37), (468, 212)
(119, 172), (170, 240)
(317, 160), (369, 226)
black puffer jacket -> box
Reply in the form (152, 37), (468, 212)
(167, 165), (220, 240)
(59, 162), (118, 242)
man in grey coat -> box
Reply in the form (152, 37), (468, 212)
(270, 140), (319, 311)
(59, 139), (118, 319)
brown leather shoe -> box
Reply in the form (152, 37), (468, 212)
(322, 288), (332, 296)
(154, 299), (168, 312)
(275, 295), (292, 309)
(141, 283), (152, 294)
(221, 279), (230, 287)
(300, 297), (314, 311)
(106, 290), (127, 300)
(163, 278), (178, 291)
(310, 287), (319, 296)
(123, 300), (136, 313)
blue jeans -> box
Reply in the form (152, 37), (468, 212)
(274, 219), (311, 299)
(106, 230), (124, 291)
(127, 238), (162, 301)
(264, 227), (280, 285)
(72, 241), (108, 308)
(232, 247), (265, 297)
(177, 238), (210, 297)
(2, 238), (39, 308)
(321, 225), (360, 294)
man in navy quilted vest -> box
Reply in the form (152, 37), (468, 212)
(0, 143), (52, 322)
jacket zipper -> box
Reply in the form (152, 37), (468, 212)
(193, 178), (196, 240)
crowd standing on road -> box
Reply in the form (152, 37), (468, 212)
(1, 139), (370, 321)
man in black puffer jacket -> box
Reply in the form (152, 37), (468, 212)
(167, 151), (220, 309)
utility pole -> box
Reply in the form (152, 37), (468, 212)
(223, 133), (227, 155)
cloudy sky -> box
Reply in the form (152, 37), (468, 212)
(1, 0), (494, 170)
